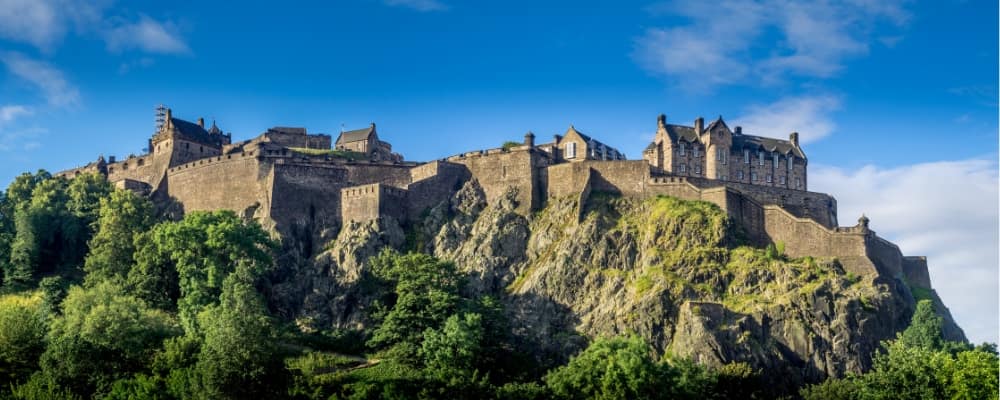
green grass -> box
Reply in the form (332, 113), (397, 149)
(289, 147), (368, 160)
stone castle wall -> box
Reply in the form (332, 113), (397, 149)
(165, 151), (271, 218)
(448, 148), (548, 214)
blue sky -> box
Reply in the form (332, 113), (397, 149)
(0, 0), (997, 343)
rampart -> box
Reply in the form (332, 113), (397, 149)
(341, 183), (407, 223)
(447, 148), (548, 214)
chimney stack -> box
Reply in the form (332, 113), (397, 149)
(694, 117), (704, 135)
(789, 132), (799, 147)
(524, 131), (535, 147)
(197, 117), (204, 128)
(554, 134), (563, 142)
(657, 114), (667, 129)
(735, 126), (742, 135)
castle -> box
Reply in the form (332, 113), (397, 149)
(55, 108), (934, 294)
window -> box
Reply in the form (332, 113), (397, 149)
(788, 155), (794, 171)
(679, 164), (686, 173)
(693, 146), (700, 157)
(744, 149), (750, 164)
(601, 146), (607, 160)
(766, 174), (773, 183)
(737, 171), (744, 180)
(694, 165), (701, 174)
(758, 151), (764, 165)
(773, 153), (779, 167)
(678, 143), (686, 156)
(795, 178), (801, 188)
(716, 148), (723, 161)
(716, 171), (722, 179)
(779, 176), (786, 185)
(566, 142), (577, 158)
(751, 172), (758, 181)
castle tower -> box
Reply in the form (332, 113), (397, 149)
(702, 116), (732, 181)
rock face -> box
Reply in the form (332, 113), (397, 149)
(276, 181), (964, 392)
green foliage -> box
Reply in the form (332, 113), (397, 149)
(899, 300), (943, 351)
(5, 373), (82, 400)
(501, 141), (521, 151)
(419, 313), (483, 379)
(367, 250), (463, 364)
(129, 210), (275, 331)
(544, 336), (667, 400)
(101, 374), (170, 400)
(83, 190), (156, 286)
(800, 375), (861, 400)
(193, 264), (282, 399)
(39, 282), (180, 396)
(0, 292), (48, 384)
(288, 147), (368, 160)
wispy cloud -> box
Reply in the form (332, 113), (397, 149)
(0, 126), (45, 151)
(0, 0), (188, 55)
(1, 52), (80, 107)
(384, 0), (448, 12)
(104, 15), (189, 54)
(811, 158), (999, 345)
(634, 0), (909, 90)
(0, 105), (32, 124)
(735, 95), (841, 143)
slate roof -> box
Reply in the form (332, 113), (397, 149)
(337, 124), (376, 144)
(168, 117), (226, 146)
(657, 120), (805, 158)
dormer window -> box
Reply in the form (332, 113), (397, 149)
(758, 151), (764, 165)
(773, 153), (779, 167)
(788, 155), (794, 171)
(566, 142), (577, 159)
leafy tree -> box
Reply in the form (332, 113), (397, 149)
(948, 349), (999, 399)
(84, 189), (156, 286)
(419, 312), (483, 379)
(128, 211), (274, 329)
(367, 250), (463, 364)
(193, 263), (281, 399)
(544, 336), (668, 400)
(38, 282), (181, 396)
(899, 300), (943, 351)
(0, 292), (48, 384)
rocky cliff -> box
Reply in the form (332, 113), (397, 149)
(271, 179), (964, 392)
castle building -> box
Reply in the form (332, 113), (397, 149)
(643, 114), (807, 190)
(335, 123), (401, 162)
(534, 125), (626, 162)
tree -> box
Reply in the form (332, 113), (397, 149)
(544, 336), (668, 400)
(127, 211), (274, 329)
(84, 190), (156, 286)
(193, 263), (281, 399)
(0, 292), (48, 384)
(419, 312), (484, 379)
(367, 250), (463, 364)
(899, 300), (943, 351)
(39, 282), (180, 396)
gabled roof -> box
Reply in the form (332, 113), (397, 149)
(705, 116), (730, 133)
(564, 125), (593, 143)
(663, 124), (699, 142)
(167, 117), (226, 146)
(733, 135), (805, 158)
(337, 123), (376, 144)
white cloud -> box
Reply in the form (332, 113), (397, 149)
(735, 95), (841, 143)
(0, 1), (188, 55)
(104, 15), (189, 54)
(0, 105), (32, 124)
(1, 52), (80, 107)
(0, 126), (45, 151)
(811, 159), (1000, 344)
(384, 0), (448, 12)
(635, 0), (908, 89)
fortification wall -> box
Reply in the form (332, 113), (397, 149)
(165, 152), (271, 219)
(902, 256), (931, 289)
(106, 154), (159, 185)
(406, 161), (470, 216)
(270, 163), (349, 242)
(343, 162), (412, 188)
(865, 234), (905, 278)
(685, 177), (837, 227)
(449, 149), (543, 214)
(341, 183), (407, 223)
(264, 131), (332, 149)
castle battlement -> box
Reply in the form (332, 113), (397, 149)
(53, 108), (933, 293)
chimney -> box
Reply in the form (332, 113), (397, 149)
(109, 155), (116, 163)
(554, 134), (563, 143)
(694, 117), (704, 135)
(524, 131), (535, 147)
(735, 126), (742, 135)
(789, 132), (799, 147)
(197, 117), (204, 128)
(657, 114), (667, 129)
